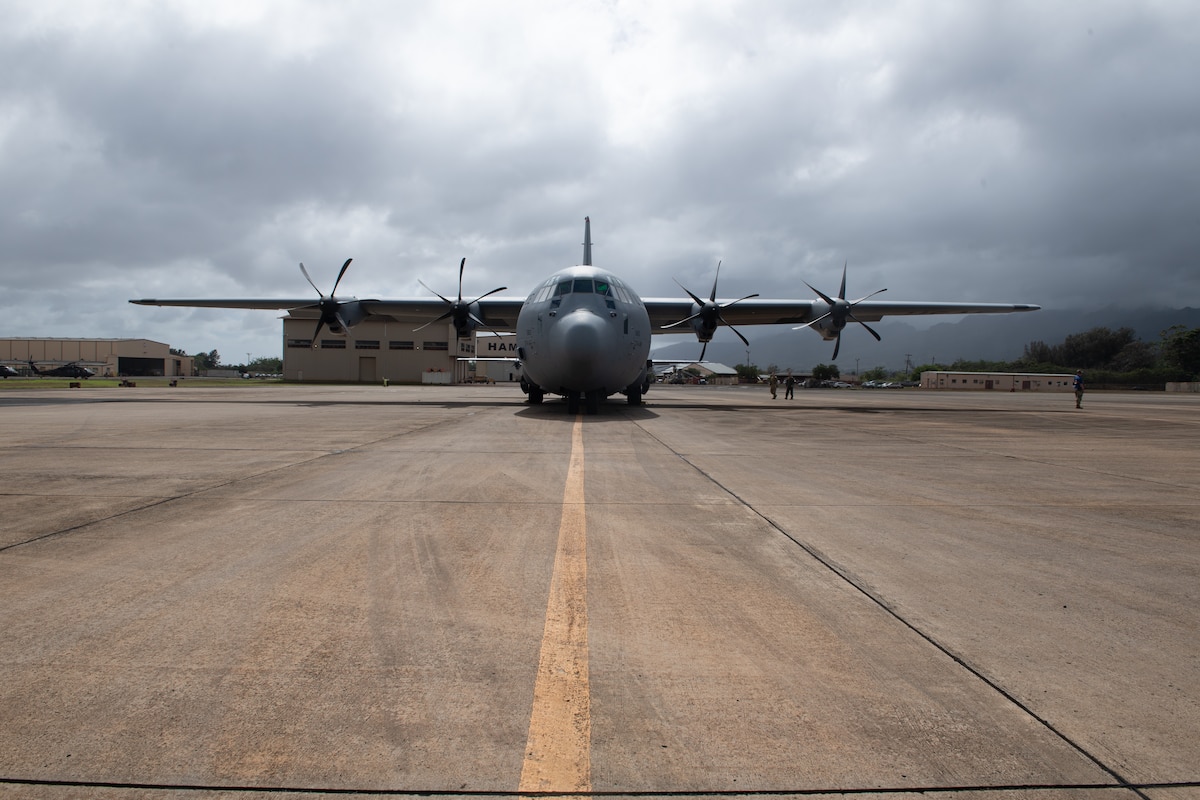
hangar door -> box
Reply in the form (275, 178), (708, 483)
(118, 357), (166, 376)
(359, 357), (376, 382)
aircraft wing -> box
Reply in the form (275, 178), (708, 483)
(362, 298), (525, 330)
(131, 297), (527, 332)
(644, 298), (814, 328)
(642, 298), (1040, 329)
(133, 296), (1038, 331)
(131, 299), (324, 310)
(804, 300), (1042, 324)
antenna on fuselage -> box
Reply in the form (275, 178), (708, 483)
(582, 216), (592, 266)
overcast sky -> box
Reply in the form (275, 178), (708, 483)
(3, 0), (1198, 363)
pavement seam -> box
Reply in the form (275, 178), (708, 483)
(4, 774), (1198, 796)
(622, 411), (1155, 800)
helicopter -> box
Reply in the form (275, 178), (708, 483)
(27, 360), (96, 379)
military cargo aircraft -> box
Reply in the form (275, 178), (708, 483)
(133, 218), (1039, 413)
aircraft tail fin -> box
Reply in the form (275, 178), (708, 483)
(27, 359), (40, 375)
(582, 216), (592, 266)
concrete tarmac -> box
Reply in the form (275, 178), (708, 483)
(1, 383), (1198, 799)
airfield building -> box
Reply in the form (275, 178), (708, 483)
(920, 370), (1075, 391)
(281, 313), (519, 383)
(1, 338), (192, 378)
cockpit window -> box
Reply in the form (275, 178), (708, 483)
(546, 275), (626, 307)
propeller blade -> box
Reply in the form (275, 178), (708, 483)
(467, 312), (507, 339)
(417, 258), (507, 338)
(672, 278), (706, 308)
(849, 288), (888, 305)
(413, 309), (454, 332)
(849, 314), (882, 341)
(699, 340), (708, 362)
(329, 258), (353, 297)
(467, 285), (508, 305)
(722, 293), (760, 308)
(795, 310), (832, 330)
(800, 262), (887, 358)
(333, 310), (352, 336)
(804, 281), (837, 307)
(309, 318), (326, 348)
(722, 318), (750, 347)
(661, 311), (703, 330)
(299, 262), (323, 296)
(418, 279), (454, 306)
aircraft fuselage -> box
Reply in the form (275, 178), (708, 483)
(516, 265), (651, 403)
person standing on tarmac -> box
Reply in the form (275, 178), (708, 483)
(1073, 370), (1085, 409)
(769, 373), (778, 399)
(784, 372), (795, 399)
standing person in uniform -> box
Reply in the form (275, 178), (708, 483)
(769, 373), (778, 399)
(784, 372), (795, 399)
(1073, 370), (1085, 409)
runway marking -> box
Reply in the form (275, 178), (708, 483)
(519, 414), (591, 794)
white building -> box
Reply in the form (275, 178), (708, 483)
(920, 370), (1075, 391)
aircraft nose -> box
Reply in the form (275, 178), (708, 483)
(552, 309), (605, 383)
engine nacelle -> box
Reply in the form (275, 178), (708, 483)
(687, 309), (719, 342)
(325, 300), (369, 335)
(807, 312), (846, 341)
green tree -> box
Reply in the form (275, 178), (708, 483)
(812, 363), (840, 381)
(1161, 325), (1200, 378)
(1061, 327), (1136, 369)
(1110, 340), (1157, 372)
(1020, 340), (1060, 366)
(192, 350), (220, 371)
(248, 356), (283, 373)
(861, 366), (889, 382)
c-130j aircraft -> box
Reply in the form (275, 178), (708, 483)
(133, 218), (1039, 414)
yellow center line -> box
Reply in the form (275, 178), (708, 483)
(519, 414), (591, 794)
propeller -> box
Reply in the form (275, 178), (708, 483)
(661, 261), (759, 361)
(299, 258), (354, 347)
(796, 262), (887, 361)
(415, 257), (507, 339)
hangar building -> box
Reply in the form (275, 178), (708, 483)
(2, 338), (192, 378)
(281, 312), (519, 383)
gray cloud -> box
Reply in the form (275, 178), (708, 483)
(3, 0), (1197, 361)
